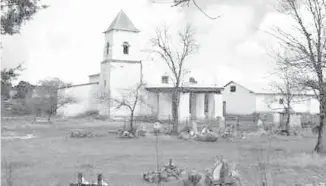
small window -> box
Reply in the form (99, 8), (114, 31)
(105, 42), (110, 54)
(123, 42), (129, 55)
(230, 86), (236, 92)
(161, 76), (169, 84)
(279, 98), (284, 104)
(104, 80), (106, 87)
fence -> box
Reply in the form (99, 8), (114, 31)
(279, 112), (320, 128)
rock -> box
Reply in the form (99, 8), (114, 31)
(195, 132), (218, 142)
(179, 131), (191, 140)
(183, 171), (204, 186)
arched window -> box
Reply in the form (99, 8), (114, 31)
(122, 42), (130, 55)
(105, 42), (110, 54)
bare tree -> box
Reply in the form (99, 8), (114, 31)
(149, 24), (198, 133)
(99, 63), (146, 134)
(269, 0), (326, 153)
(265, 67), (301, 135)
(32, 78), (77, 122)
(111, 83), (146, 133)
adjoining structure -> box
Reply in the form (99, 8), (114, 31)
(223, 81), (320, 115)
(57, 10), (225, 121)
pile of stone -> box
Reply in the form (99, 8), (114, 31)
(115, 125), (149, 139)
(143, 159), (186, 183)
(221, 125), (234, 138)
(195, 127), (219, 142)
(69, 173), (109, 186)
(116, 129), (135, 139)
(70, 130), (94, 138)
(178, 123), (219, 142)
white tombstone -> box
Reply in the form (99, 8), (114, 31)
(153, 122), (161, 131)
(257, 119), (263, 128)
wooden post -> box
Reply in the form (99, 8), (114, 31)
(77, 173), (83, 186)
(168, 115), (171, 133)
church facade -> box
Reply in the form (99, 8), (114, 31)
(57, 10), (225, 121)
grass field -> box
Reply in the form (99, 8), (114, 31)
(1, 117), (326, 186)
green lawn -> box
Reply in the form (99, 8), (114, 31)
(1, 117), (326, 186)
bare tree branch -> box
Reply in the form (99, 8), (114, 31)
(270, 0), (326, 152)
(149, 23), (198, 87)
(151, 0), (222, 20)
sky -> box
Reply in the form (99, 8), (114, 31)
(1, 0), (296, 92)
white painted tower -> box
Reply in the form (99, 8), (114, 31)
(99, 10), (142, 117)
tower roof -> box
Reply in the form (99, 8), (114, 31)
(104, 10), (140, 33)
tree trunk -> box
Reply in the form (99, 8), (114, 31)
(172, 89), (180, 134)
(130, 111), (134, 133)
(47, 113), (51, 123)
(285, 111), (291, 136)
(314, 95), (325, 153)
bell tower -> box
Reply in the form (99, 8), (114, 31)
(99, 10), (142, 116)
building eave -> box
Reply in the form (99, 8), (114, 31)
(223, 80), (255, 93)
(145, 86), (224, 94)
(101, 59), (141, 64)
(103, 29), (140, 34)
(255, 92), (316, 97)
(89, 73), (100, 77)
(58, 82), (99, 90)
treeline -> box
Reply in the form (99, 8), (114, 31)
(1, 64), (77, 122)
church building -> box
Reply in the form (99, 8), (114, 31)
(57, 10), (225, 122)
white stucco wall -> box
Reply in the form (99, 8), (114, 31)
(195, 94), (205, 120)
(100, 63), (111, 94)
(137, 91), (158, 116)
(310, 98), (320, 113)
(214, 94), (224, 118)
(103, 31), (114, 60)
(179, 93), (190, 121)
(57, 83), (99, 117)
(256, 94), (320, 114)
(157, 92), (172, 120)
(104, 30), (141, 62)
(223, 82), (256, 115)
(109, 62), (141, 92)
(89, 75), (100, 83)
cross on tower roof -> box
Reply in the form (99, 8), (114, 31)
(104, 10), (140, 33)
